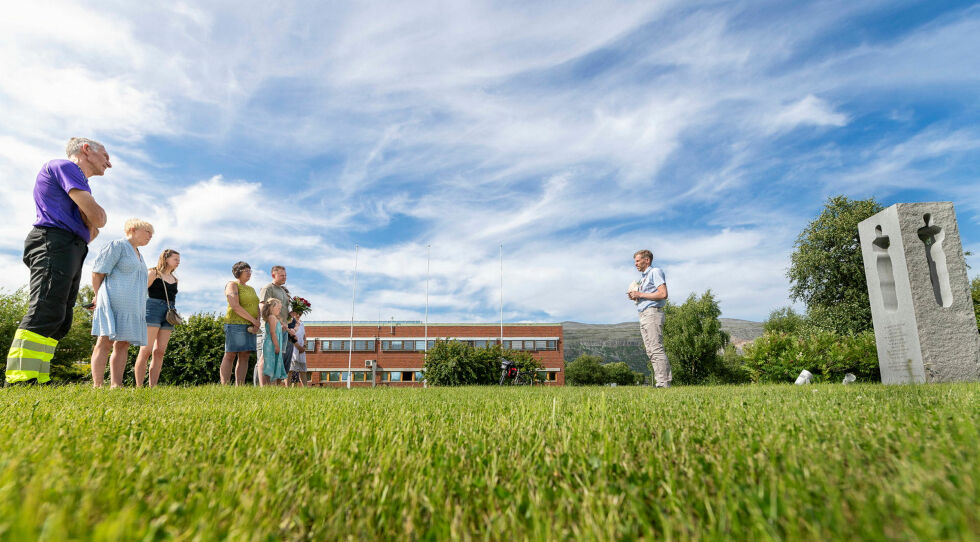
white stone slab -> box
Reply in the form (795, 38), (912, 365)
(858, 202), (980, 384)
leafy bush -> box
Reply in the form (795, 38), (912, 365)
(565, 354), (607, 386)
(763, 307), (805, 335)
(743, 329), (879, 383)
(422, 341), (487, 386)
(663, 291), (730, 385)
(602, 362), (638, 386)
(715, 344), (752, 385)
(423, 341), (543, 386)
(118, 312), (229, 386)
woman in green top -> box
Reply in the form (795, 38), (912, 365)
(220, 261), (261, 385)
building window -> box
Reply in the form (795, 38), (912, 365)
(328, 371), (341, 382)
(320, 371), (328, 382)
(415, 371), (424, 382)
(353, 340), (375, 351)
(534, 340), (548, 350)
(305, 339), (316, 352)
(321, 340), (348, 351)
(536, 370), (558, 382)
(382, 340), (420, 351)
(401, 371), (414, 382)
(353, 372), (366, 382)
(385, 371), (402, 382)
(319, 340), (376, 351)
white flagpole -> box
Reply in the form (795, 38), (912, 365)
(499, 244), (503, 344)
(346, 244), (359, 389)
(425, 244), (430, 354)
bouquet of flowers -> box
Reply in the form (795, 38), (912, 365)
(291, 296), (312, 316)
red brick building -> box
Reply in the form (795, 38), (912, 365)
(302, 322), (564, 386)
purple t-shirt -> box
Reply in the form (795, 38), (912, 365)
(32, 159), (92, 242)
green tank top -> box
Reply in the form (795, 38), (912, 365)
(225, 282), (259, 324)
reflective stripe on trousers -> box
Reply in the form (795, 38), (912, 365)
(5, 328), (57, 383)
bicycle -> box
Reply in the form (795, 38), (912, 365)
(499, 358), (532, 386)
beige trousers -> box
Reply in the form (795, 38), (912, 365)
(639, 307), (672, 387)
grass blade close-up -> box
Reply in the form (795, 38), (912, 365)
(0, 384), (977, 541)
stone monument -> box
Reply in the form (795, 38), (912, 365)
(858, 202), (980, 384)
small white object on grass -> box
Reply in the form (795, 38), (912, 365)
(843, 373), (856, 384)
(794, 369), (813, 385)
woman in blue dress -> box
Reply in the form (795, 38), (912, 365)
(261, 298), (288, 382)
(90, 218), (153, 388)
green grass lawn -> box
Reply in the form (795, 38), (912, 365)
(0, 383), (977, 541)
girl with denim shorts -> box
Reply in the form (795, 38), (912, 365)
(134, 249), (181, 387)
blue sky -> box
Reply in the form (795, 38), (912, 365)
(1, 1), (978, 324)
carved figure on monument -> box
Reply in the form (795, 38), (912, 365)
(858, 202), (980, 384)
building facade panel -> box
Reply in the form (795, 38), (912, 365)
(304, 323), (564, 387)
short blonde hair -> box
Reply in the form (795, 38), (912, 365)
(124, 218), (154, 235)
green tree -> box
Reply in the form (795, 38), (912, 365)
(422, 340), (483, 386)
(663, 291), (729, 385)
(788, 196), (884, 334)
(602, 362), (636, 386)
(763, 307), (805, 335)
(565, 354), (607, 386)
(472, 343), (542, 384)
(423, 341), (543, 386)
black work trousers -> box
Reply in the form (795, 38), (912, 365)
(19, 227), (88, 341)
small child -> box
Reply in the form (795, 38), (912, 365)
(261, 299), (288, 384)
(287, 309), (307, 388)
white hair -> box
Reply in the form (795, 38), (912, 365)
(65, 137), (105, 158)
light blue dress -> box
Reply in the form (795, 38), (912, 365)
(262, 320), (288, 381)
(91, 239), (148, 345)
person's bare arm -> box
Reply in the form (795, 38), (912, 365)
(69, 189), (107, 227)
(268, 316), (281, 354)
(225, 282), (260, 326)
(69, 189), (106, 242)
(91, 272), (106, 308)
(147, 269), (158, 288)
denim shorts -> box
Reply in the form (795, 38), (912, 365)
(224, 324), (257, 352)
(145, 298), (175, 330)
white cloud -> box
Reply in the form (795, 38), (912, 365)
(764, 95), (849, 134)
(0, 1), (978, 326)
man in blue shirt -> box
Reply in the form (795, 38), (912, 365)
(628, 249), (672, 387)
(5, 138), (109, 384)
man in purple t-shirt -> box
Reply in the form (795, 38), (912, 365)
(5, 138), (110, 385)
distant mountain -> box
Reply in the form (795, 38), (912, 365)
(561, 319), (764, 375)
